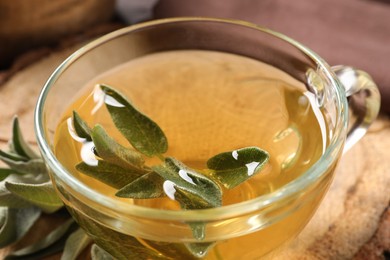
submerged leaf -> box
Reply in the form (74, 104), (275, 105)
(4, 218), (78, 260)
(72, 111), (92, 141)
(207, 147), (269, 189)
(11, 117), (40, 159)
(115, 171), (165, 199)
(5, 181), (63, 213)
(0, 207), (41, 248)
(91, 124), (144, 169)
(91, 244), (115, 260)
(76, 161), (145, 189)
(153, 157), (222, 209)
(61, 228), (92, 260)
(100, 84), (168, 157)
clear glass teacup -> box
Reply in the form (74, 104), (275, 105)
(35, 18), (380, 259)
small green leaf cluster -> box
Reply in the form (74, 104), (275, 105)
(74, 85), (269, 211)
(0, 117), (109, 260)
(73, 84), (270, 258)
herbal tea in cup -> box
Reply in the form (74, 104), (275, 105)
(35, 18), (380, 259)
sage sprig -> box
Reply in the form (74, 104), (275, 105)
(0, 117), (113, 260)
(100, 84), (168, 157)
(73, 84), (270, 258)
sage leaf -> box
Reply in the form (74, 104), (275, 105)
(0, 168), (16, 181)
(207, 147), (269, 189)
(115, 171), (165, 199)
(68, 206), (167, 260)
(72, 111), (92, 141)
(76, 161), (145, 189)
(0, 207), (41, 248)
(0, 174), (47, 208)
(91, 244), (115, 260)
(153, 157), (222, 209)
(5, 181), (63, 213)
(0, 192), (34, 209)
(61, 228), (92, 260)
(100, 84), (168, 157)
(91, 124), (144, 169)
(4, 218), (78, 260)
(11, 117), (40, 159)
(0, 157), (47, 176)
(0, 150), (28, 162)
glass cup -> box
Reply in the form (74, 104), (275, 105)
(34, 18), (380, 259)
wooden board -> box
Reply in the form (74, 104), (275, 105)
(0, 40), (389, 260)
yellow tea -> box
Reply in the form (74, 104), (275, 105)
(54, 50), (327, 259)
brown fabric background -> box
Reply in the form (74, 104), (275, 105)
(153, 0), (390, 113)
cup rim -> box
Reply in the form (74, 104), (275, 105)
(34, 17), (348, 221)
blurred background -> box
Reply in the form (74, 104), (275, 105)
(1, 0), (389, 112)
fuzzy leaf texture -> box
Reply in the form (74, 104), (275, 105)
(90, 124), (145, 170)
(5, 181), (63, 213)
(207, 147), (269, 189)
(99, 84), (168, 157)
(153, 157), (222, 209)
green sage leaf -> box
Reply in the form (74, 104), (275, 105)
(153, 157), (222, 209)
(0, 207), (41, 248)
(100, 84), (168, 157)
(207, 147), (269, 189)
(67, 206), (167, 260)
(0, 194), (31, 208)
(0, 174), (47, 208)
(11, 117), (40, 159)
(61, 228), (92, 260)
(0, 157), (47, 176)
(0, 168), (16, 181)
(76, 161), (145, 189)
(115, 171), (165, 199)
(72, 111), (92, 141)
(91, 124), (144, 169)
(5, 181), (63, 213)
(4, 218), (78, 260)
(91, 244), (115, 260)
(0, 150), (28, 163)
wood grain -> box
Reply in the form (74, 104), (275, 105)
(0, 39), (389, 260)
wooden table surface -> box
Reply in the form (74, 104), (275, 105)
(0, 32), (389, 260)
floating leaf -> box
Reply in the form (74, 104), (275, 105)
(11, 117), (40, 159)
(91, 244), (115, 260)
(5, 181), (63, 213)
(76, 161), (145, 189)
(116, 172), (165, 199)
(207, 147), (269, 189)
(4, 218), (78, 260)
(153, 157), (222, 209)
(91, 124), (144, 169)
(0, 207), (41, 248)
(100, 84), (168, 157)
(72, 111), (92, 141)
(61, 228), (92, 260)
